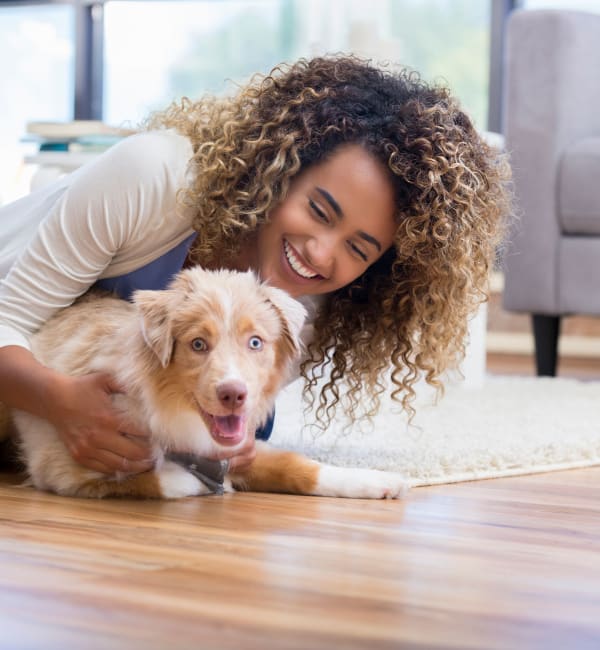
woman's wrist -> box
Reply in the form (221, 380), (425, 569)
(0, 346), (66, 420)
(41, 371), (74, 424)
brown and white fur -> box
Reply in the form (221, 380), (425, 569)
(7, 268), (408, 500)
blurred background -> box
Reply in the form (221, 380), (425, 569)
(1, 0), (600, 379)
(1, 0), (598, 205)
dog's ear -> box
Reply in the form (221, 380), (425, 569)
(133, 290), (175, 368)
(261, 286), (307, 356)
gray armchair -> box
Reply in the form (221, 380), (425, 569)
(502, 8), (600, 375)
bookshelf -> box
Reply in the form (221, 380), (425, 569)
(23, 120), (135, 191)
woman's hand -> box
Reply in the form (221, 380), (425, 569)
(224, 435), (257, 473)
(49, 371), (257, 474)
(0, 346), (255, 475)
(47, 372), (155, 474)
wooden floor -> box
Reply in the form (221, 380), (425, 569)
(1, 350), (599, 649)
(1, 467), (599, 650)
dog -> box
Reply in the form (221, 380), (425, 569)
(3, 268), (408, 500)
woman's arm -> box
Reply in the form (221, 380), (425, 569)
(0, 132), (190, 345)
(0, 132), (260, 473)
(0, 346), (153, 473)
(0, 133), (190, 472)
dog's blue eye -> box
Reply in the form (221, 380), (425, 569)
(191, 338), (208, 352)
(248, 336), (263, 351)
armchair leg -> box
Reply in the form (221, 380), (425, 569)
(532, 314), (561, 376)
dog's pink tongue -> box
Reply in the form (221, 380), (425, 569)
(212, 415), (245, 444)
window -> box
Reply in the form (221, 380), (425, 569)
(103, 0), (491, 130)
(0, 2), (74, 202)
(0, 0), (493, 202)
(520, 0), (600, 10)
(103, 0), (297, 126)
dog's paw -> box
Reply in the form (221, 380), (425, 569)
(157, 461), (214, 498)
(222, 477), (235, 494)
(315, 465), (409, 499)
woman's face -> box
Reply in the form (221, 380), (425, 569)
(251, 144), (397, 298)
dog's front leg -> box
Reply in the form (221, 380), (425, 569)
(229, 441), (409, 499)
(74, 461), (216, 499)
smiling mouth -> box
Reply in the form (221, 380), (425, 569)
(283, 240), (322, 280)
(198, 406), (247, 446)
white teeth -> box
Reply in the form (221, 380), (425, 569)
(284, 241), (318, 279)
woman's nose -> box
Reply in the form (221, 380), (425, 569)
(305, 236), (336, 276)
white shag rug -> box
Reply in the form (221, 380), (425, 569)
(271, 376), (600, 487)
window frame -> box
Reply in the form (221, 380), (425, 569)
(488, 0), (518, 133)
(1, 0), (513, 130)
(0, 0), (102, 119)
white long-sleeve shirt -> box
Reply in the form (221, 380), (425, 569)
(0, 131), (198, 350)
(0, 130), (318, 358)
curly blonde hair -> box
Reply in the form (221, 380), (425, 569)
(147, 55), (511, 426)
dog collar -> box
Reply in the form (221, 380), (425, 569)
(165, 451), (229, 495)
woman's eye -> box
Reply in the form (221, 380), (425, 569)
(309, 198), (329, 224)
(349, 242), (368, 262)
(191, 338), (208, 352)
(248, 336), (264, 351)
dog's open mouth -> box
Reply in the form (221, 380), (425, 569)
(199, 409), (247, 446)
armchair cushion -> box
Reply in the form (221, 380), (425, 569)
(502, 9), (600, 316)
(558, 136), (600, 235)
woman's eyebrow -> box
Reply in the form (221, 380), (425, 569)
(357, 231), (382, 252)
(316, 187), (381, 252)
(316, 186), (382, 252)
(316, 187), (342, 217)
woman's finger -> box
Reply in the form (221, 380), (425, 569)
(115, 422), (152, 444)
(81, 447), (155, 474)
(94, 431), (154, 462)
(75, 457), (116, 474)
(227, 446), (257, 472)
(100, 372), (128, 396)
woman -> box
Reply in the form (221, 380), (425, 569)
(0, 55), (511, 475)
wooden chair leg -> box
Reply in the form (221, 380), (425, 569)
(532, 314), (561, 376)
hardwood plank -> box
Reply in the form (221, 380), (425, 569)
(1, 468), (599, 649)
(487, 350), (600, 380)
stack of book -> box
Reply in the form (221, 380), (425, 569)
(24, 120), (137, 154)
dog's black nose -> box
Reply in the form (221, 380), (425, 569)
(216, 381), (247, 409)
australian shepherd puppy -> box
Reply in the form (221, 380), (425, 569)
(5, 268), (408, 500)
